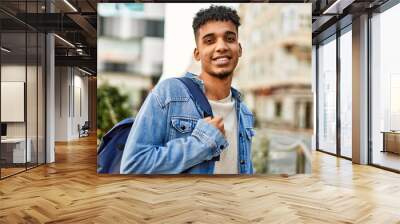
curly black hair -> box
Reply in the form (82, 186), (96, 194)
(192, 5), (241, 40)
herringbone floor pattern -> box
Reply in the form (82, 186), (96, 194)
(1, 135), (400, 223)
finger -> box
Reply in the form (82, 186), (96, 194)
(215, 123), (224, 130)
(213, 116), (223, 123)
(220, 125), (225, 133)
(221, 128), (226, 136)
(204, 117), (211, 121)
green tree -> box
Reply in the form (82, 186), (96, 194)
(97, 82), (133, 141)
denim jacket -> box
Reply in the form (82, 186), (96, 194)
(120, 72), (255, 174)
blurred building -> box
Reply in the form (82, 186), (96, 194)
(236, 4), (312, 132)
(98, 3), (165, 113)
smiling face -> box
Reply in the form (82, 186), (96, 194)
(194, 20), (242, 80)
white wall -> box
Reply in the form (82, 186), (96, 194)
(1, 65), (36, 137)
(1, 64), (46, 164)
(1, 66), (26, 142)
(72, 73), (89, 138)
(54, 67), (89, 141)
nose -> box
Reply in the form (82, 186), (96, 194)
(215, 38), (228, 53)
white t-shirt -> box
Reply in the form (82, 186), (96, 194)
(209, 91), (238, 174)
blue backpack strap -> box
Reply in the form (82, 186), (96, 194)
(177, 77), (213, 118)
(176, 77), (220, 161)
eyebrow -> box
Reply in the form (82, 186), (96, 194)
(201, 33), (215, 40)
(201, 31), (237, 40)
(225, 31), (237, 37)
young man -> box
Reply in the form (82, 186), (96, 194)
(120, 5), (255, 174)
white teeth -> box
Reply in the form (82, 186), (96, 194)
(216, 58), (229, 62)
(213, 57), (230, 65)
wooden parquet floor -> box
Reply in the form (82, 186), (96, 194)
(1, 135), (400, 224)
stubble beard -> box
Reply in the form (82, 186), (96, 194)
(208, 70), (233, 80)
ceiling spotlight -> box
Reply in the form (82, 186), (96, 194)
(78, 67), (93, 76)
(63, 0), (78, 12)
(322, 0), (355, 15)
(1, 47), (11, 53)
(54, 34), (75, 48)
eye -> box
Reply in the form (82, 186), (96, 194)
(204, 38), (213, 44)
(226, 35), (236, 42)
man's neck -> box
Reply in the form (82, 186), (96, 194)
(199, 72), (232, 101)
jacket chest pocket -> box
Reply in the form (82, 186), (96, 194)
(169, 116), (198, 139)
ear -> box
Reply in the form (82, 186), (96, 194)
(238, 43), (242, 57)
(194, 48), (200, 61)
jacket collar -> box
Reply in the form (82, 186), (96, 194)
(184, 72), (243, 102)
